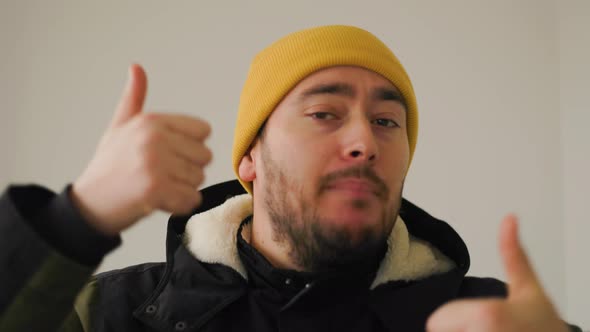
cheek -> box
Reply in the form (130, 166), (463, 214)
(380, 143), (410, 185)
(288, 142), (335, 196)
(400, 144), (411, 173)
(393, 132), (411, 171)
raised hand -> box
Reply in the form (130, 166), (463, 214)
(426, 215), (568, 332)
(71, 64), (212, 235)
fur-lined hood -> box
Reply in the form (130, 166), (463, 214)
(183, 193), (456, 289)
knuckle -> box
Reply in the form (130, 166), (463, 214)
(202, 121), (211, 137)
(141, 112), (160, 124)
(170, 200), (185, 214)
(193, 145), (212, 165)
(136, 114), (161, 134)
(178, 194), (199, 215)
(163, 187), (201, 216)
(162, 190), (185, 214)
(134, 113), (152, 129)
(203, 146), (213, 164)
(137, 130), (154, 150)
(193, 119), (211, 138)
(145, 128), (164, 147)
(194, 168), (204, 184)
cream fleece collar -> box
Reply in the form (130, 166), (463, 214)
(183, 194), (455, 289)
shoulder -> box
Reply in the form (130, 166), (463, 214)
(458, 276), (507, 298)
(94, 262), (165, 283)
(91, 262), (166, 304)
(74, 263), (166, 330)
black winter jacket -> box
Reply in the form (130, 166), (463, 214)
(0, 180), (581, 332)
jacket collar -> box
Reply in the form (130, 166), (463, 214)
(181, 192), (457, 288)
(134, 180), (471, 331)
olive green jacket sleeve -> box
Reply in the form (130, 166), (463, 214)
(0, 250), (94, 332)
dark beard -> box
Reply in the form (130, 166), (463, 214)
(261, 143), (402, 273)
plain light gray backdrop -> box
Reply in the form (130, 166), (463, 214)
(1, 0), (588, 328)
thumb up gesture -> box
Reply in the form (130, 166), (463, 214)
(426, 215), (569, 332)
(71, 64), (212, 235)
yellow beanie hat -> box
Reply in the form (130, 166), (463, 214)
(232, 25), (418, 193)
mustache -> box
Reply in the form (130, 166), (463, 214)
(318, 165), (389, 199)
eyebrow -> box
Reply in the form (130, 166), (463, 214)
(300, 83), (407, 109)
(301, 83), (355, 99)
(372, 87), (406, 106)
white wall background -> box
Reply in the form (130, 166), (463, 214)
(1, 0), (587, 328)
(560, 0), (590, 328)
(0, 2), (25, 186)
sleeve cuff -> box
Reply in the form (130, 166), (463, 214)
(16, 184), (122, 266)
(42, 184), (121, 265)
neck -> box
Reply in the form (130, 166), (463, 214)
(250, 208), (303, 271)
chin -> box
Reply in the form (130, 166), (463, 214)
(320, 207), (383, 232)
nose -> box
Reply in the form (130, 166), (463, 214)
(341, 117), (378, 164)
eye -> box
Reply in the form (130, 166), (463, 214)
(372, 118), (399, 128)
(310, 112), (337, 120)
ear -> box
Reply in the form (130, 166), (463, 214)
(238, 141), (259, 182)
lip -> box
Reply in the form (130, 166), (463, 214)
(324, 179), (380, 196)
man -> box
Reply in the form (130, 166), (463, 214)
(0, 25), (581, 331)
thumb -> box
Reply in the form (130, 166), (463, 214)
(499, 214), (540, 297)
(110, 64), (148, 127)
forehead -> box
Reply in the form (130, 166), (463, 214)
(288, 65), (400, 95)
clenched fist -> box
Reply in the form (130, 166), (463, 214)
(71, 64), (212, 235)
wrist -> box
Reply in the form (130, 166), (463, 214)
(70, 181), (120, 236)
